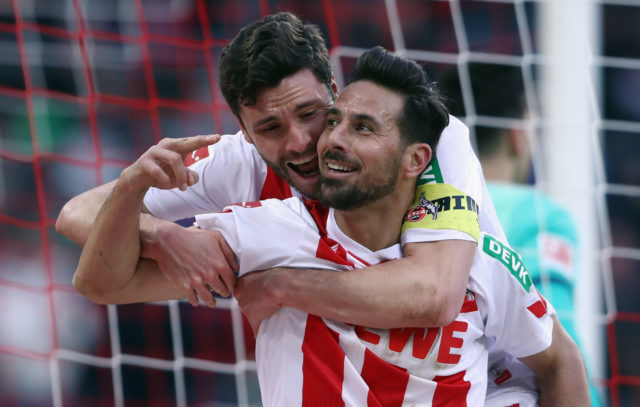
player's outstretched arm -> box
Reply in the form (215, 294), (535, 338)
(519, 315), (590, 407)
(236, 239), (475, 330)
(73, 135), (236, 307)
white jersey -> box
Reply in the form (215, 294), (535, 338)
(143, 116), (504, 241)
(195, 198), (554, 407)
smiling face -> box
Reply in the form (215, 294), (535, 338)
(316, 80), (407, 210)
(238, 69), (335, 198)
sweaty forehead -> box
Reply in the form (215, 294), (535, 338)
(255, 69), (331, 112)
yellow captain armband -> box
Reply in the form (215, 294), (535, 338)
(401, 183), (480, 242)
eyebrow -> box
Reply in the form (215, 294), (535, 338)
(327, 107), (341, 116)
(328, 107), (380, 128)
(252, 99), (330, 129)
(352, 113), (379, 125)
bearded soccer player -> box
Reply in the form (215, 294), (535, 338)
(56, 12), (493, 330)
(74, 46), (589, 406)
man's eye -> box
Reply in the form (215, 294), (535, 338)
(301, 110), (317, 120)
(326, 118), (338, 127)
(356, 123), (372, 132)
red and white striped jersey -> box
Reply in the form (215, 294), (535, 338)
(195, 198), (554, 407)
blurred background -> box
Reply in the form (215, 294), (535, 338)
(0, 0), (638, 406)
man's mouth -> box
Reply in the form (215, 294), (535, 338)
(325, 161), (356, 173)
(287, 155), (319, 177)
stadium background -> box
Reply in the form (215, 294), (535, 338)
(0, 0), (638, 406)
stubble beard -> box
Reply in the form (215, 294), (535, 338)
(317, 157), (401, 211)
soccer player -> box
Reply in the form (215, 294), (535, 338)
(74, 46), (589, 406)
(57, 12), (495, 329)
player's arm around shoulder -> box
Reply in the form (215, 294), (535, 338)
(401, 239), (476, 325)
(518, 315), (590, 407)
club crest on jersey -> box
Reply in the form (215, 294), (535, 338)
(406, 192), (439, 222)
(465, 289), (475, 302)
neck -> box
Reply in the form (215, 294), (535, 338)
(333, 183), (414, 252)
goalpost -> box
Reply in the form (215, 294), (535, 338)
(537, 0), (606, 384)
(1, 1), (638, 406)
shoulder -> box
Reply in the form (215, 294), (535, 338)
(425, 115), (485, 201)
(186, 131), (264, 169)
(435, 115), (472, 164)
(477, 233), (535, 293)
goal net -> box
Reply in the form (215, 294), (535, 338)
(1, 0), (638, 406)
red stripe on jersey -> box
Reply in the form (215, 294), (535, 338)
(304, 199), (358, 267)
(302, 315), (345, 407)
(184, 146), (210, 167)
(260, 167), (293, 200)
(361, 348), (409, 407)
(506, 404), (520, 407)
(304, 199), (331, 236)
(527, 289), (548, 318)
(316, 235), (357, 267)
(432, 371), (470, 407)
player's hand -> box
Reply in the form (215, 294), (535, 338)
(235, 269), (285, 336)
(120, 134), (220, 193)
(148, 224), (238, 308)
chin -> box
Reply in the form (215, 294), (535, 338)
(291, 175), (320, 199)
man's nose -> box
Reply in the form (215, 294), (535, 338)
(323, 121), (348, 151)
(285, 124), (313, 153)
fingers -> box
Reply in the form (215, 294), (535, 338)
(192, 280), (217, 308)
(147, 147), (189, 190)
(185, 288), (199, 307)
(149, 135), (218, 190)
(167, 134), (221, 156)
(217, 235), (239, 273)
(200, 271), (232, 298)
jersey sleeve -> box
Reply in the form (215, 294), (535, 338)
(194, 198), (340, 277)
(401, 115), (506, 245)
(475, 233), (554, 358)
(401, 183), (480, 244)
(143, 132), (268, 221)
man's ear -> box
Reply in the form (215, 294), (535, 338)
(330, 74), (340, 99)
(403, 143), (432, 178)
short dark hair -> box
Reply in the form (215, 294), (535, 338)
(218, 12), (332, 120)
(349, 46), (449, 150)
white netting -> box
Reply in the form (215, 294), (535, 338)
(2, 1), (639, 406)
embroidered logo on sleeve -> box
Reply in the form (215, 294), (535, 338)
(401, 183), (480, 241)
(482, 234), (533, 292)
